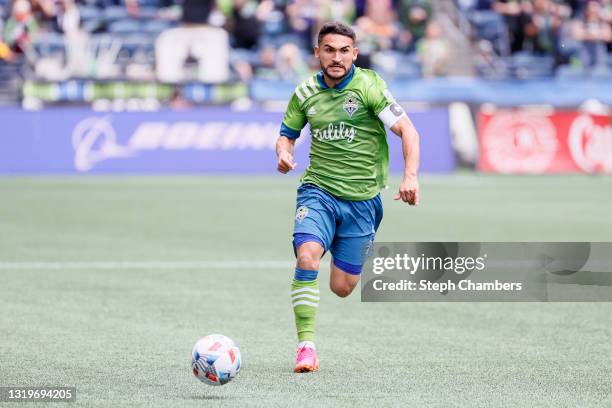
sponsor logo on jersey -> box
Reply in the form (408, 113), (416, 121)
(295, 206), (308, 223)
(343, 93), (359, 118)
(307, 107), (317, 116)
(311, 122), (356, 143)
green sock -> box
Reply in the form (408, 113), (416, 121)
(291, 268), (319, 342)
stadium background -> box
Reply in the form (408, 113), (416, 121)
(1, 0), (612, 406)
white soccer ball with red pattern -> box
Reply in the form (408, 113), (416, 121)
(191, 334), (241, 386)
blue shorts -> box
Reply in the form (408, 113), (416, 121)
(292, 183), (383, 275)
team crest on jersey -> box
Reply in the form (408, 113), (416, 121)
(343, 93), (359, 118)
(295, 206), (308, 223)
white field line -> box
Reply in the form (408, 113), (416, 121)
(0, 261), (295, 270)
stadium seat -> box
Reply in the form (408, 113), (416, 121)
(555, 65), (586, 80)
(103, 6), (129, 24)
(477, 52), (554, 79)
(119, 34), (155, 58)
(134, 6), (160, 20)
(510, 52), (554, 79)
(108, 19), (142, 35)
(0, 59), (21, 105)
(372, 52), (421, 80)
(79, 5), (101, 22)
(32, 33), (66, 58)
(468, 10), (509, 56)
(142, 20), (174, 36)
(590, 65), (611, 80)
(476, 58), (511, 79)
(79, 5), (105, 33)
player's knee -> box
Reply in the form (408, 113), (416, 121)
(296, 252), (320, 270)
(330, 282), (355, 298)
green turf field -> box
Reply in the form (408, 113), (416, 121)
(1, 174), (612, 407)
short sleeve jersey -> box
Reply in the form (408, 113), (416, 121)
(280, 66), (405, 201)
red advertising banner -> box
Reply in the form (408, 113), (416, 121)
(478, 110), (611, 173)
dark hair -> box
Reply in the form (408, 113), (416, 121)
(317, 21), (356, 45)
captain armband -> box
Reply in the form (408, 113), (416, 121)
(378, 103), (406, 128)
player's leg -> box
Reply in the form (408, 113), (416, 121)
(329, 194), (383, 298)
(292, 240), (324, 343)
(329, 259), (361, 297)
(290, 184), (337, 372)
(329, 237), (371, 297)
(292, 240), (324, 373)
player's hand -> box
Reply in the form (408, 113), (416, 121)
(277, 151), (297, 174)
(394, 176), (419, 205)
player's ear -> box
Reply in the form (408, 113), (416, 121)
(352, 46), (359, 61)
(314, 46), (320, 58)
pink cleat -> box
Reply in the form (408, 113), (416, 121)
(294, 344), (319, 373)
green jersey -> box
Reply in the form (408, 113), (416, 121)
(280, 66), (405, 201)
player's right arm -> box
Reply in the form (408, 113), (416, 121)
(276, 136), (297, 174)
(276, 92), (307, 174)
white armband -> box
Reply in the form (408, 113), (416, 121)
(378, 102), (406, 128)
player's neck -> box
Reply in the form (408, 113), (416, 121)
(322, 65), (354, 89)
(322, 74), (342, 89)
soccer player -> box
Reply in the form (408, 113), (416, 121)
(276, 21), (421, 373)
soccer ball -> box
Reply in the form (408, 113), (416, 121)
(191, 334), (241, 386)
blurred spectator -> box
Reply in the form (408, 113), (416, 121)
(396, 0), (432, 52)
(124, 0), (175, 18)
(0, 9), (13, 61)
(354, 0), (396, 66)
(254, 44), (279, 79)
(276, 42), (309, 80)
(0, 0), (609, 86)
(0, 40), (13, 60)
(565, 0), (589, 18)
(156, 0), (230, 83)
(30, 0), (57, 24)
(3, 0), (39, 55)
(355, 0), (396, 50)
(571, 0), (612, 67)
(226, 0), (261, 49)
(236, 41), (311, 82)
(53, 0), (80, 35)
(286, 0), (320, 48)
(285, 0), (356, 48)
(320, 0), (356, 25)
(0, 23), (14, 60)
(603, 0), (612, 23)
(493, 0), (531, 53)
(181, 0), (217, 25)
(522, 0), (562, 55)
(58, 0), (92, 78)
(417, 20), (449, 77)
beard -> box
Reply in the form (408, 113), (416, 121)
(322, 62), (349, 79)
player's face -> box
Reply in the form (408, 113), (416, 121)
(315, 34), (358, 80)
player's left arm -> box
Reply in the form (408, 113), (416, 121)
(389, 115), (420, 206)
(370, 74), (420, 206)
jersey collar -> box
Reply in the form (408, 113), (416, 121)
(317, 64), (356, 91)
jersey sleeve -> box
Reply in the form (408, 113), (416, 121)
(280, 93), (307, 140)
(366, 73), (407, 128)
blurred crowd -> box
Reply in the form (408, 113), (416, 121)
(0, 0), (610, 83)
(462, 0), (611, 70)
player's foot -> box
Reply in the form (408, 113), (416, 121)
(294, 342), (319, 373)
